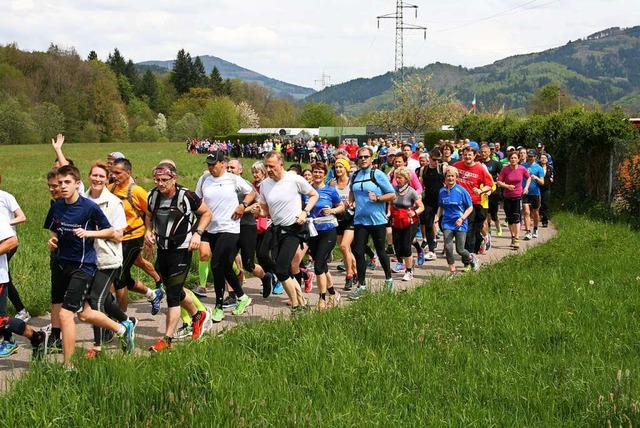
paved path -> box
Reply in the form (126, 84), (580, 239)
(0, 225), (556, 388)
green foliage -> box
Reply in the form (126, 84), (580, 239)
(202, 96), (239, 135)
(132, 124), (161, 142)
(530, 82), (572, 115)
(424, 130), (455, 147)
(29, 102), (65, 143)
(0, 97), (38, 144)
(299, 102), (337, 127)
(170, 49), (194, 95)
(170, 112), (202, 139)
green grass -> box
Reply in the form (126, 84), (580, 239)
(0, 142), (272, 315)
(1, 211), (639, 426)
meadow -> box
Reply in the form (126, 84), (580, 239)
(1, 143), (639, 425)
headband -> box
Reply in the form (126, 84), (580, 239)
(153, 168), (176, 178)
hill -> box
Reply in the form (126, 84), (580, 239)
(137, 55), (315, 100)
(307, 26), (640, 115)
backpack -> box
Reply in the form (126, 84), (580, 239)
(349, 169), (380, 193)
(147, 185), (196, 247)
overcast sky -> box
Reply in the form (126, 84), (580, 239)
(1, 0), (637, 89)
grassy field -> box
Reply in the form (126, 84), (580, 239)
(0, 210), (638, 426)
(0, 142), (262, 315)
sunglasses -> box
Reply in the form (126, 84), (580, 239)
(358, 155), (371, 160)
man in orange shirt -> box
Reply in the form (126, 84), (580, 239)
(110, 158), (164, 314)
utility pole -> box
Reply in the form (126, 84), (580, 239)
(377, 1), (427, 92)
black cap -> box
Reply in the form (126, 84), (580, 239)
(205, 151), (225, 165)
(527, 149), (537, 157)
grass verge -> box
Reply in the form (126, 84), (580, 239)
(1, 211), (640, 425)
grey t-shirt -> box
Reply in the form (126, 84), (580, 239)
(393, 187), (420, 209)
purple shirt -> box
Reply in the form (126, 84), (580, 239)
(498, 165), (530, 198)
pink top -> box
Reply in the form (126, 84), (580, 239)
(498, 165), (530, 198)
(389, 169), (423, 194)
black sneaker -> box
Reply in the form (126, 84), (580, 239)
(262, 272), (273, 298)
(222, 295), (237, 308)
(32, 330), (49, 361)
(344, 277), (354, 291)
(47, 336), (63, 354)
(385, 246), (395, 255)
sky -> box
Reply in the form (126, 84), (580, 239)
(1, 0), (637, 89)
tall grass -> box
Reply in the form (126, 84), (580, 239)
(0, 212), (639, 426)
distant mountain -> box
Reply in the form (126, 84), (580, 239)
(307, 26), (640, 115)
(137, 55), (315, 100)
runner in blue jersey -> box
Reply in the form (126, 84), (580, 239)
(521, 150), (545, 240)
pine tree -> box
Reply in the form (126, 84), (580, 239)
(87, 51), (98, 61)
(191, 56), (207, 88)
(171, 49), (193, 94)
(106, 48), (127, 76)
(209, 66), (224, 95)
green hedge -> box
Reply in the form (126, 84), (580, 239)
(424, 130), (456, 147)
(454, 108), (640, 205)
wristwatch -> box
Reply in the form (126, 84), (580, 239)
(195, 229), (204, 236)
(241, 202), (249, 208)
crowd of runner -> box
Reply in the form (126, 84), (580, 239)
(0, 134), (554, 368)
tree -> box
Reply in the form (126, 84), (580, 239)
(209, 66), (224, 95)
(298, 102), (337, 127)
(202, 97), (239, 135)
(530, 83), (572, 115)
(191, 56), (207, 88)
(140, 69), (159, 110)
(30, 102), (65, 143)
(0, 97), (38, 144)
(170, 112), (202, 140)
(235, 101), (260, 128)
(106, 48), (127, 76)
(170, 49), (193, 94)
(87, 61), (128, 141)
(154, 113), (167, 136)
(117, 74), (135, 104)
(87, 51), (98, 61)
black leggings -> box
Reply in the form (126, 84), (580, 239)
(421, 204), (438, 252)
(308, 228), (337, 275)
(155, 249), (191, 308)
(5, 249), (26, 313)
(392, 223), (418, 258)
(272, 226), (304, 282)
(89, 268), (127, 346)
(0, 283), (27, 341)
(208, 232), (244, 307)
(465, 205), (486, 254)
(352, 224), (392, 283)
(256, 227), (277, 275)
(238, 224), (257, 273)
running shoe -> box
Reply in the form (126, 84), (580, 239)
(436, 230), (442, 239)
(173, 324), (193, 340)
(272, 281), (285, 295)
(326, 292), (341, 308)
(470, 254), (480, 272)
(232, 295), (252, 315)
(485, 234), (492, 251)
(101, 329), (115, 344)
(532, 228), (539, 238)
(119, 320), (135, 354)
(316, 299), (327, 311)
(402, 271), (413, 282)
(478, 238), (486, 255)
(149, 338), (171, 353)
(192, 286), (208, 298)
(348, 286), (367, 301)
(512, 238), (520, 249)
(447, 271), (460, 280)
(150, 289), (163, 315)
(384, 278), (394, 291)
(222, 295), (237, 308)
(32, 329), (49, 360)
(192, 309), (211, 339)
(304, 271), (314, 293)
(391, 262), (405, 273)
(496, 226), (503, 237)
(0, 340), (19, 358)
(203, 306), (213, 334)
(344, 277), (354, 291)
(84, 347), (101, 359)
(262, 272), (273, 298)
(420, 240), (428, 249)
(524, 231), (532, 241)
(367, 257), (378, 270)
(47, 336), (62, 354)
(417, 251), (425, 266)
(425, 251), (437, 261)
(211, 306), (225, 323)
(542, 222), (548, 228)
(336, 263), (346, 272)
(416, 229), (422, 238)
(15, 309), (31, 323)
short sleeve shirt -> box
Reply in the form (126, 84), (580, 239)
(351, 168), (395, 226)
(0, 216), (15, 283)
(258, 172), (314, 227)
(196, 172), (253, 234)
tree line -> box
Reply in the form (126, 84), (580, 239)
(0, 44), (346, 144)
